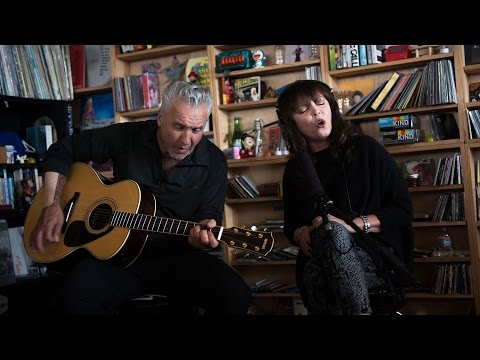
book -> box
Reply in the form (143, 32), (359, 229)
(370, 72), (401, 111)
(69, 45), (85, 89)
(85, 45), (111, 87)
(430, 113), (460, 140)
(142, 73), (160, 109)
(349, 45), (360, 67)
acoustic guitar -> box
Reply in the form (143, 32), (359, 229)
(23, 162), (274, 268)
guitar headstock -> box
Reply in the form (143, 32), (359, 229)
(220, 226), (274, 257)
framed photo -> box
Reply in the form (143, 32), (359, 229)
(0, 220), (15, 287)
(77, 93), (115, 132)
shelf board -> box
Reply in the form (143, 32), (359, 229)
(0, 94), (70, 105)
(414, 256), (470, 263)
(329, 52), (454, 78)
(344, 103), (458, 122)
(73, 83), (112, 96)
(226, 196), (283, 204)
(118, 107), (158, 118)
(466, 140), (480, 148)
(466, 101), (480, 109)
(405, 292), (473, 299)
(386, 139), (462, 155)
(408, 184), (464, 193)
(412, 221), (466, 228)
(215, 59), (320, 78)
(213, 45), (257, 51)
(464, 63), (480, 75)
(116, 45), (206, 62)
(227, 155), (288, 168)
(0, 163), (43, 169)
(0, 209), (28, 227)
(218, 98), (277, 110)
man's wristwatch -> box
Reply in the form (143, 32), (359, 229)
(360, 215), (370, 234)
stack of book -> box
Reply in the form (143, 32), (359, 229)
(227, 175), (259, 199)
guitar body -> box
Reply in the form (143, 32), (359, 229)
(23, 162), (156, 268)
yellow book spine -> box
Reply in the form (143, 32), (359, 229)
(371, 72), (400, 110)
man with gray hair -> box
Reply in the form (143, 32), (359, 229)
(28, 80), (251, 315)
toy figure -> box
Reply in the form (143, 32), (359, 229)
(240, 133), (255, 158)
(251, 87), (260, 101)
(16, 155), (27, 164)
(252, 50), (265, 68)
(294, 45), (304, 62)
(188, 71), (198, 84)
(21, 178), (35, 205)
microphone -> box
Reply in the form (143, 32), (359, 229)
(296, 152), (325, 200)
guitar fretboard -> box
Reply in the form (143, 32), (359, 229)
(111, 211), (223, 239)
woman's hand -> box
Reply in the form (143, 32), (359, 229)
(296, 225), (313, 257)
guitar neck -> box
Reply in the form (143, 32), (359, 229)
(111, 211), (223, 239)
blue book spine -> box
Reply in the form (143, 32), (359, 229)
(359, 45), (368, 66)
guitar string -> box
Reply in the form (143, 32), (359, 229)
(58, 204), (273, 251)
(58, 205), (273, 237)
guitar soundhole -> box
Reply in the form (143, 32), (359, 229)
(90, 204), (113, 230)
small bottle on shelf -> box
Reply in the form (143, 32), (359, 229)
(435, 227), (454, 257)
(231, 117), (243, 146)
(309, 45), (319, 59)
(274, 45), (285, 65)
(233, 139), (242, 160)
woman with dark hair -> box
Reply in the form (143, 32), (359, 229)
(277, 80), (413, 314)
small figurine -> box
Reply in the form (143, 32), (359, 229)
(21, 178), (35, 205)
(252, 50), (265, 68)
(293, 45), (304, 62)
(16, 155), (27, 164)
(188, 70), (198, 84)
(251, 87), (260, 101)
(240, 133), (256, 158)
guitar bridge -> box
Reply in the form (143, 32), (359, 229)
(62, 192), (80, 233)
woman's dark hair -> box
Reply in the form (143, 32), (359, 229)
(276, 80), (357, 161)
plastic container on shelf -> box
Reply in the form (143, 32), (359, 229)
(433, 227), (454, 257)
